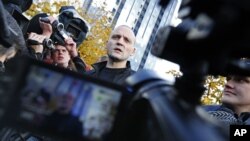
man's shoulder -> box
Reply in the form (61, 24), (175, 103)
(201, 105), (222, 112)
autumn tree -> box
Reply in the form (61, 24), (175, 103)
(200, 75), (226, 105)
(25, 0), (112, 66)
(165, 68), (226, 105)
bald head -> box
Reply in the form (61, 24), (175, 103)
(106, 25), (136, 63)
(111, 25), (136, 46)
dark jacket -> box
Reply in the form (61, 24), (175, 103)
(87, 61), (135, 84)
(202, 105), (250, 125)
(71, 56), (87, 73)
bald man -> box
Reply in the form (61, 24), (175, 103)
(88, 25), (136, 84)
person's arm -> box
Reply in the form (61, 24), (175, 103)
(72, 56), (87, 73)
(64, 38), (78, 58)
(64, 37), (87, 73)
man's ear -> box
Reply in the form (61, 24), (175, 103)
(105, 40), (109, 48)
(130, 48), (136, 56)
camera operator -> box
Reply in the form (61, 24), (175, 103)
(51, 37), (87, 73)
(203, 60), (250, 126)
(26, 14), (87, 73)
(26, 14), (55, 61)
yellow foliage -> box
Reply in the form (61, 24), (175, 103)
(201, 75), (226, 105)
(165, 69), (183, 77)
(25, 0), (112, 66)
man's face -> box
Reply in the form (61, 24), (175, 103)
(107, 26), (136, 62)
(52, 45), (70, 67)
(222, 75), (250, 106)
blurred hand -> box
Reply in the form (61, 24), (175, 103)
(28, 32), (46, 53)
(64, 37), (78, 58)
(39, 16), (57, 38)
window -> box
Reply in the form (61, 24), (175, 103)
(116, 0), (120, 5)
(134, 18), (137, 24)
(112, 8), (116, 15)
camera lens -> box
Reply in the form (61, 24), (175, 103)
(56, 23), (64, 31)
(43, 38), (54, 49)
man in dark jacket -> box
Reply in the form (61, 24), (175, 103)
(88, 25), (136, 84)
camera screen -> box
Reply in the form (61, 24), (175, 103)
(66, 24), (81, 39)
(16, 65), (122, 140)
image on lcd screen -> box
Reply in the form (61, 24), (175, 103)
(18, 66), (122, 140)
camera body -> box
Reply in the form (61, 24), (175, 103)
(152, 0), (250, 76)
(51, 20), (71, 42)
(50, 6), (90, 47)
(0, 56), (132, 141)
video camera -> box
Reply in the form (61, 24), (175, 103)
(26, 6), (90, 48)
(0, 56), (132, 141)
(26, 38), (54, 50)
(152, 0), (250, 75)
(50, 19), (72, 42)
(111, 0), (250, 141)
(50, 6), (90, 47)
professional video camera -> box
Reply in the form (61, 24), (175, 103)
(26, 38), (54, 50)
(24, 13), (55, 51)
(111, 0), (250, 141)
(50, 6), (90, 47)
(0, 56), (133, 141)
(152, 0), (250, 75)
(26, 6), (90, 48)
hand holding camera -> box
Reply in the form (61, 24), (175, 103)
(39, 16), (57, 38)
(27, 32), (54, 52)
(64, 37), (78, 58)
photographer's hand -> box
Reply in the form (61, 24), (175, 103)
(27, 32), (46, 53)
(64, 38), (78, 58)
(40, 16), (56, 38)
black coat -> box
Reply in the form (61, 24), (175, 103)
(87, 61), (135, 84)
